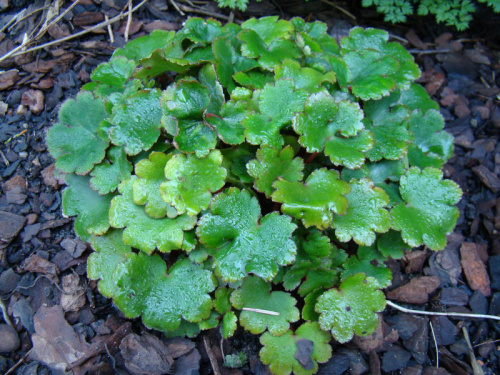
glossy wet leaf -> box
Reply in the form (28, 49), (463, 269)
(377, 230), (408, 259)
(316, 273), (386, 343)
(339, 28), (420, 100)
(88, 229), (131, 297)
(333, 178), (391, 246)
(206, 100), (251, 145)
(109, 177), (197, 254)
(341, 254), (392, 288)
(91, 57), (135, 87)
(243, 80), (308, 148)
(113, 29), (175, 62)
(62, 174), (113, 241)
(247, 146), (304, 197)
(391, 167), (462, 250)
(197, 188), (297, 282)
(221, 144), (256, 183)
(113, 253), (216, 332)
(275, 59), (336, 92)
(272, 169), (350, 229)
(221, 311), (237, 339)
(46, 92), (108, 175)
(161, 80), (217, 157)
(259, 322), (332, 375)
(160, 150), (227, 216)
(231, 276), (299, 335)
(408, 109), (454, 168)
(90, 147), (132, 195)
(292, 91), (371, 168)
(132, 152), (177, 219)
(213, 35), (259, 91)
(107, 89), (163, 155)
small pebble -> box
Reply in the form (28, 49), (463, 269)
(18, 152), (28, 159)
(0, 324), (20, 353)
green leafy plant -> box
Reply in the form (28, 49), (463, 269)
(362, 0), (500, 30)
(47, 17), (462, 375)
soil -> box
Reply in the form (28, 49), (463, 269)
(0, 1), (499, 374)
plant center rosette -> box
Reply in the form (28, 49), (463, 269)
(46, 16), (462, 375)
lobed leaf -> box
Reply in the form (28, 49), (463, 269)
(107, 89), (163, 155)
(197, 188), (297, 282)
(62, 174), (113, 241)
(132, 152), (177, 219)
(113, 253), (216, 332)
(46, 92), (109, 175)
(231, 276), (299, 336)
(272, 169), (350, 229)
(160, 150), (227, 216)
(391, 167), (462, 250)
(316, 273), (386, 343)
(333, 178), (391, 246)
(109, 177), (197, 254)
(88, 229), (131, 297)
(91, 57), (135, 87)
(90, 146), (132, 195)
(292, 91), (371, 168)
(259, 322), (332, 375)
(247, 146), (304, 197)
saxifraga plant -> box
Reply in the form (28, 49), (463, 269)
(47, 17), (462, 375)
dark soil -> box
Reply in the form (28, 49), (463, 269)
(0, 1), (499, 374)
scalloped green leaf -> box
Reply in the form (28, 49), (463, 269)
(316, 273), (386, 343)
(272, 169), (350, 229)
(164, 319), (201, 338)
(333, 178), (391, 246)
(247, 146), (304, 197)
(113, 29), (175, 62)
(391, 167), (462, 250)
(46, 92), (109, 175)
(365, 121), (413, 161)
(109, 177), (197, 254)
(302, 288), (324, 321)
(292, 91), (371, 168)
(339, 27), (420, 100)
(214, 287), (233, 314)
(239, 28), (302, 70)
(113, 254), (216, 332)
(259, 322), (332, 375)
(242, 17), (294, 44)
(231, 276), (299, 335)
(91, 57), (135, 87)
(62, 174), (113, 241)
(408, 109), (454, 168)
(274, 59), (336, 92)
(132, 151), (177, 219)
(197, 188), (297, 282)
(88, 229), (131, 297)
(243, 80), (308, 148)
(161, 79), (217, 157)
(233, 70), (274, 89)
(107, 89), (163, 155)
(221, 311), (237, 339)
(160, 150), (227, 216)
(341, 255), (392, 288)
(213, 35), (259, 92)
(90, 146), (132, 195)
(206, 100), (251, 145)
(178, 17), (224, 43)
(377, 229), (408, 259)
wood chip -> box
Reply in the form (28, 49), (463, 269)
(0, 69), (20, 90)
(472, 165), (500, 193)
(460, 242), (491, 296)
(22, 254), (59, 277)
(386, 276), (440, 304)
(73, 12), (105, 26)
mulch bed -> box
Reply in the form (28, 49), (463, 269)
(0, 1), (499, 374)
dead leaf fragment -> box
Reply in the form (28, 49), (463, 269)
(0, 69), (20, 90)
(73, 12), (105, 26)
(60, 273), (86, 312)
(21, 89), (44, 114)
(22, 254), (59, 276)
(460, 242), (491, 296)
(386, 276), (440, 304)
(120, 332), (174, 375)
(29, 305), (89, 371)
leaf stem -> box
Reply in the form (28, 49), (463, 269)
(226, 177), (258, 199)
(386, 300), (500, 321)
